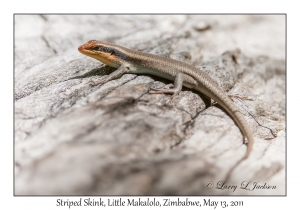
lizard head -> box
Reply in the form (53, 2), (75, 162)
(78, 40), (122, 68)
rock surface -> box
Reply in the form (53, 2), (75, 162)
(15, 15), (285, 195)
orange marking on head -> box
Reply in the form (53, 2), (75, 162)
(78, 40), (120, 68)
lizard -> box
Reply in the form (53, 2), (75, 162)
(78, 40), (254, 180)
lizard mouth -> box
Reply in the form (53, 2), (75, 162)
(78, 44), (84, 52)
(78, 40), (100, 55)
(78, 44), (95, 55)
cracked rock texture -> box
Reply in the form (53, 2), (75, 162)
(14, 15), (285, 195)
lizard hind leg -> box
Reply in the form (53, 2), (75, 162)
(89, 64), (128, 86)
(149, 72), (183, 97)
(228, 94), (253, 102)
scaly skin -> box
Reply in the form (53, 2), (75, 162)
(78, 40), (254, 179)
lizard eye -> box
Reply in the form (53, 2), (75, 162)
(110, 50), (115, 55)
(92, 46), (101, 51)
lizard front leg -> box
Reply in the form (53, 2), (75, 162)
(89, 64), (128, 86)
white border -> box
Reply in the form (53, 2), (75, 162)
(2, 0), (295, 209)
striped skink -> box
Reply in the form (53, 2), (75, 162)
(78, 40), (254, 179)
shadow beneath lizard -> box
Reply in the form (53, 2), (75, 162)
(68, 65), (116, 80)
